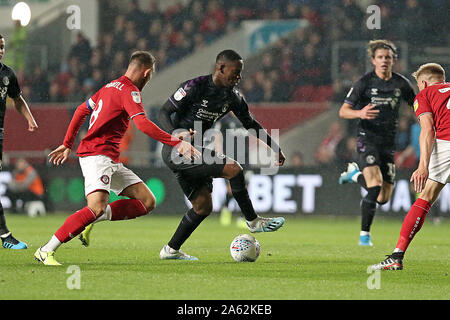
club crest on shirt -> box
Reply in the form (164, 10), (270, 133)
(100, 175), (110, 185)
(131, 91), (141, 103)
(2, 76), (9, 86)
(394, 88), (401, 97)
(174, 88), (186, 101)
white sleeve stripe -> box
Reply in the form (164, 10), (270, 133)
(87, 98), (96, 109)
(130, 112), (145, 119)
(417, 112), (433, 120)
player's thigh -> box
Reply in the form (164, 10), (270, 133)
(189, 186), (213, 216)
(110, 164), (143, 197)
(120, 181), (156, 212)
(79, 155), (116, 197)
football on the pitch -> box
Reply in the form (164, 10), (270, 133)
(230, 234), (260, 262)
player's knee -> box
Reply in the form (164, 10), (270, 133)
(193, 202), (213, 216)
(89, 204), (108, 218)
(223, 161), (243, 179)
(365, 186), (381, 202)
(141, 193), (156, 214)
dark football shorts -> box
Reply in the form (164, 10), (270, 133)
(161, 144), (228, 200)
(356, 135), (395, 184)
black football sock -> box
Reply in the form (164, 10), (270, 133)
(361, 186), (381, 232)
(0, 202), (9, 236)
(229, 171), (258, 221)
(168, 209), (207, 251)
(357, 173), (367, 190)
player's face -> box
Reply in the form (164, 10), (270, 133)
(0, 38), (5, 61)
(371, 48), (394, 73)
(222, 60), (243, 87)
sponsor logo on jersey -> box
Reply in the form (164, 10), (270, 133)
(2, 76), (9, 86)
(174, 88), (186, 101)
(413, 99), (419, 112)
(131, 91), (141, 103)
(201, 99), (208, 108)
(438, 87), (450, 93)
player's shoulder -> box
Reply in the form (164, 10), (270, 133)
(180, 74), (211, 90)
(354, 71), (374, 86)
(392, 72), (413, 86)
(0, 62), (15, 77)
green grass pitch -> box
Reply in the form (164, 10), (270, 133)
(0, 213), (448, 300)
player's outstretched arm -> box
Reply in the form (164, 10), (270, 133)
(133, 114), (200, 160)
(12, 95), (38, 132)
(48, 145), (71, 166)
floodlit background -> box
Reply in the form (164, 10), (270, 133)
(0, 0), (449, 218)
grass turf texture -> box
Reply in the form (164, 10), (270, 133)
(0, 213), (448, 300)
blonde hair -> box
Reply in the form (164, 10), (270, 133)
(412, 63), (445, 82)
(367, 39), (397, 59)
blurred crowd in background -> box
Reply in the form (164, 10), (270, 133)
(5, 0), (449, 168)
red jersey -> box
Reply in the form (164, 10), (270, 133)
(414, 82), (450, 141)
(63, 75), (180, 162)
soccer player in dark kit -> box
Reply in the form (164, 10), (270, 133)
(0, 34), (38, 249)
(158, 50), (286, 260)
(338, 40), (416, 246)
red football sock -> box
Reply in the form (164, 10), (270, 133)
(55, 207), (97, 243)
(395, 198), (431, 252)
(110, 199), (148, 221)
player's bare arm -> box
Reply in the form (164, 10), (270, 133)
(12, 95), (38, 131)
(411, 113), (435, 193)
(339, 102), (380, 120)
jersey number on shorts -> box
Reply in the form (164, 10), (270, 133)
(89, 99), (103, 129)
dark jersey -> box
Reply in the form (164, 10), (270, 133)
(0, 63), (21, 129)
(166, 75), (255, 134)
(344, 71), (415, 146)
(160, 74), (279, 150)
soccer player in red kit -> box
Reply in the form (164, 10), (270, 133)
(34, 51), (200, 265)
(371, 63), (449, 270)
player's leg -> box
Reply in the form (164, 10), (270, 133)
(359, 165), (382, 246)
(79, 165), (154, 246)
(35, 190), (109, 265)
(0, 200), (27, 249)
(371, 179), (444, 270)
(160, 186), (212, 260)
(0, 154), (27, 249)
(222, 161), (285, 233)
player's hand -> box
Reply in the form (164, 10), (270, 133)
(276, 149), (286, 166)
(359, 104), (380, 120)
(28, 119), (38, 132)
(176, 140), (201, 161)
(411, 165), (428, 193)
(175, 129), (196, 142)
(48, 145), (71, 166)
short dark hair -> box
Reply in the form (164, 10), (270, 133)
(129, 51), (156, 68)
(216, 50), (242, 63)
